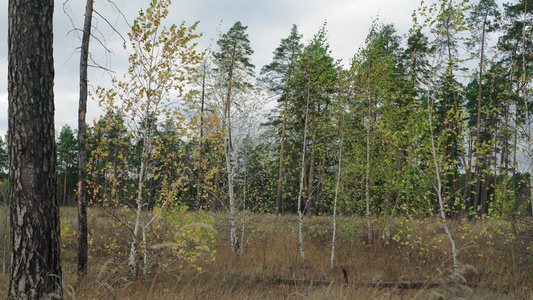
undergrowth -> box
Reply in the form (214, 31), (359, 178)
(0, 207), (531, 299)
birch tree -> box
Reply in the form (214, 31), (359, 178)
(289, 24), (338, 261)
(212, 21), (255, 254)
(92, 0), (202, 276)
(412, 0), (466, 275)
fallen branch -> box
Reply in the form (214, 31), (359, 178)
(269, 278), (503, 291)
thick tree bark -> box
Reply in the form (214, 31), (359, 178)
(8, 0), (63, 297)
(77, 0), (93, 277)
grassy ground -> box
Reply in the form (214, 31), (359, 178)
(0, 206), (532, 299)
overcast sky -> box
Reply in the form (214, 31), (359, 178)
(0, 0), (428, 137)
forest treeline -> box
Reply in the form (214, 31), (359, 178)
(5, 0), (532, 221)
(5, 0), (533, 297)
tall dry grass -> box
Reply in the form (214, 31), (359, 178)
(0, 207), (532, 299)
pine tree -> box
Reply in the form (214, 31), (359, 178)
(467, 0), (501, 216)
(57, 125), (79, 206)
(261, 24), (303, 215)
(8, 0), (62, 297)
(92, 0), (202, 276)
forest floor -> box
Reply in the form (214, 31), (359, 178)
(0, 207), (532, 299)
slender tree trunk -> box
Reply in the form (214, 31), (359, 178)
(444, 12), (467, 206)
(276, 77), (292, 216)
(296, 81), (312, 263)
(481, 114), (496, 215)
(503, 101), (510, 173)
(63, 160), (69, 206)
(492, 117), (499, 205)
(224, 53), (239, 254)
(130, 107), (151, 277)
(77, 0), (93, 277)
(462, 129), (474, 216)
(428, 89), (459, 276)
(331, 117), (344, 267)
(306, 139), (316, 213)
(365, 89), (373, 241)
(522, 0), (533, 216)
(197, 67), (206, 209)
(226, 141), (239, 253)
(240, 171), (247, 255)
(130, 151), (146, 278)
(318, 159), (325, 215)
(473, 13), (488, 215)
(513, 123), (518, 176)
(8, 0), (63, 296)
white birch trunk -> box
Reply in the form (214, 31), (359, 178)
(142, 225), (148, 274)
(296, 84), (311, 263)
(227, 155), (239, 253)
(130, 154), (146, 277)
(428, 86), (459, 275)
(240, 172), (247, 256)
(223, 87), (239, 253)
(330, 130), (343, 267)
(130, 105), (151, 277)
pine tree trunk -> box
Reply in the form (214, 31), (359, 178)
(473, 9), (488, 216)
(8, 0), (63, 297)
(275, 75), (293, 216)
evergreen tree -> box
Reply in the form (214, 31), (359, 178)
(498, 0), (533, 215)
(57, 124), (79, 206)
(261, 24), (304, 215)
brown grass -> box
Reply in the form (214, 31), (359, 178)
(0, 207), (532, 299)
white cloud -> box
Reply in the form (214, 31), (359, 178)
(1, 0), (425, 134)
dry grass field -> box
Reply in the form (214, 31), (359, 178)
(0, 206), (531, 299)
